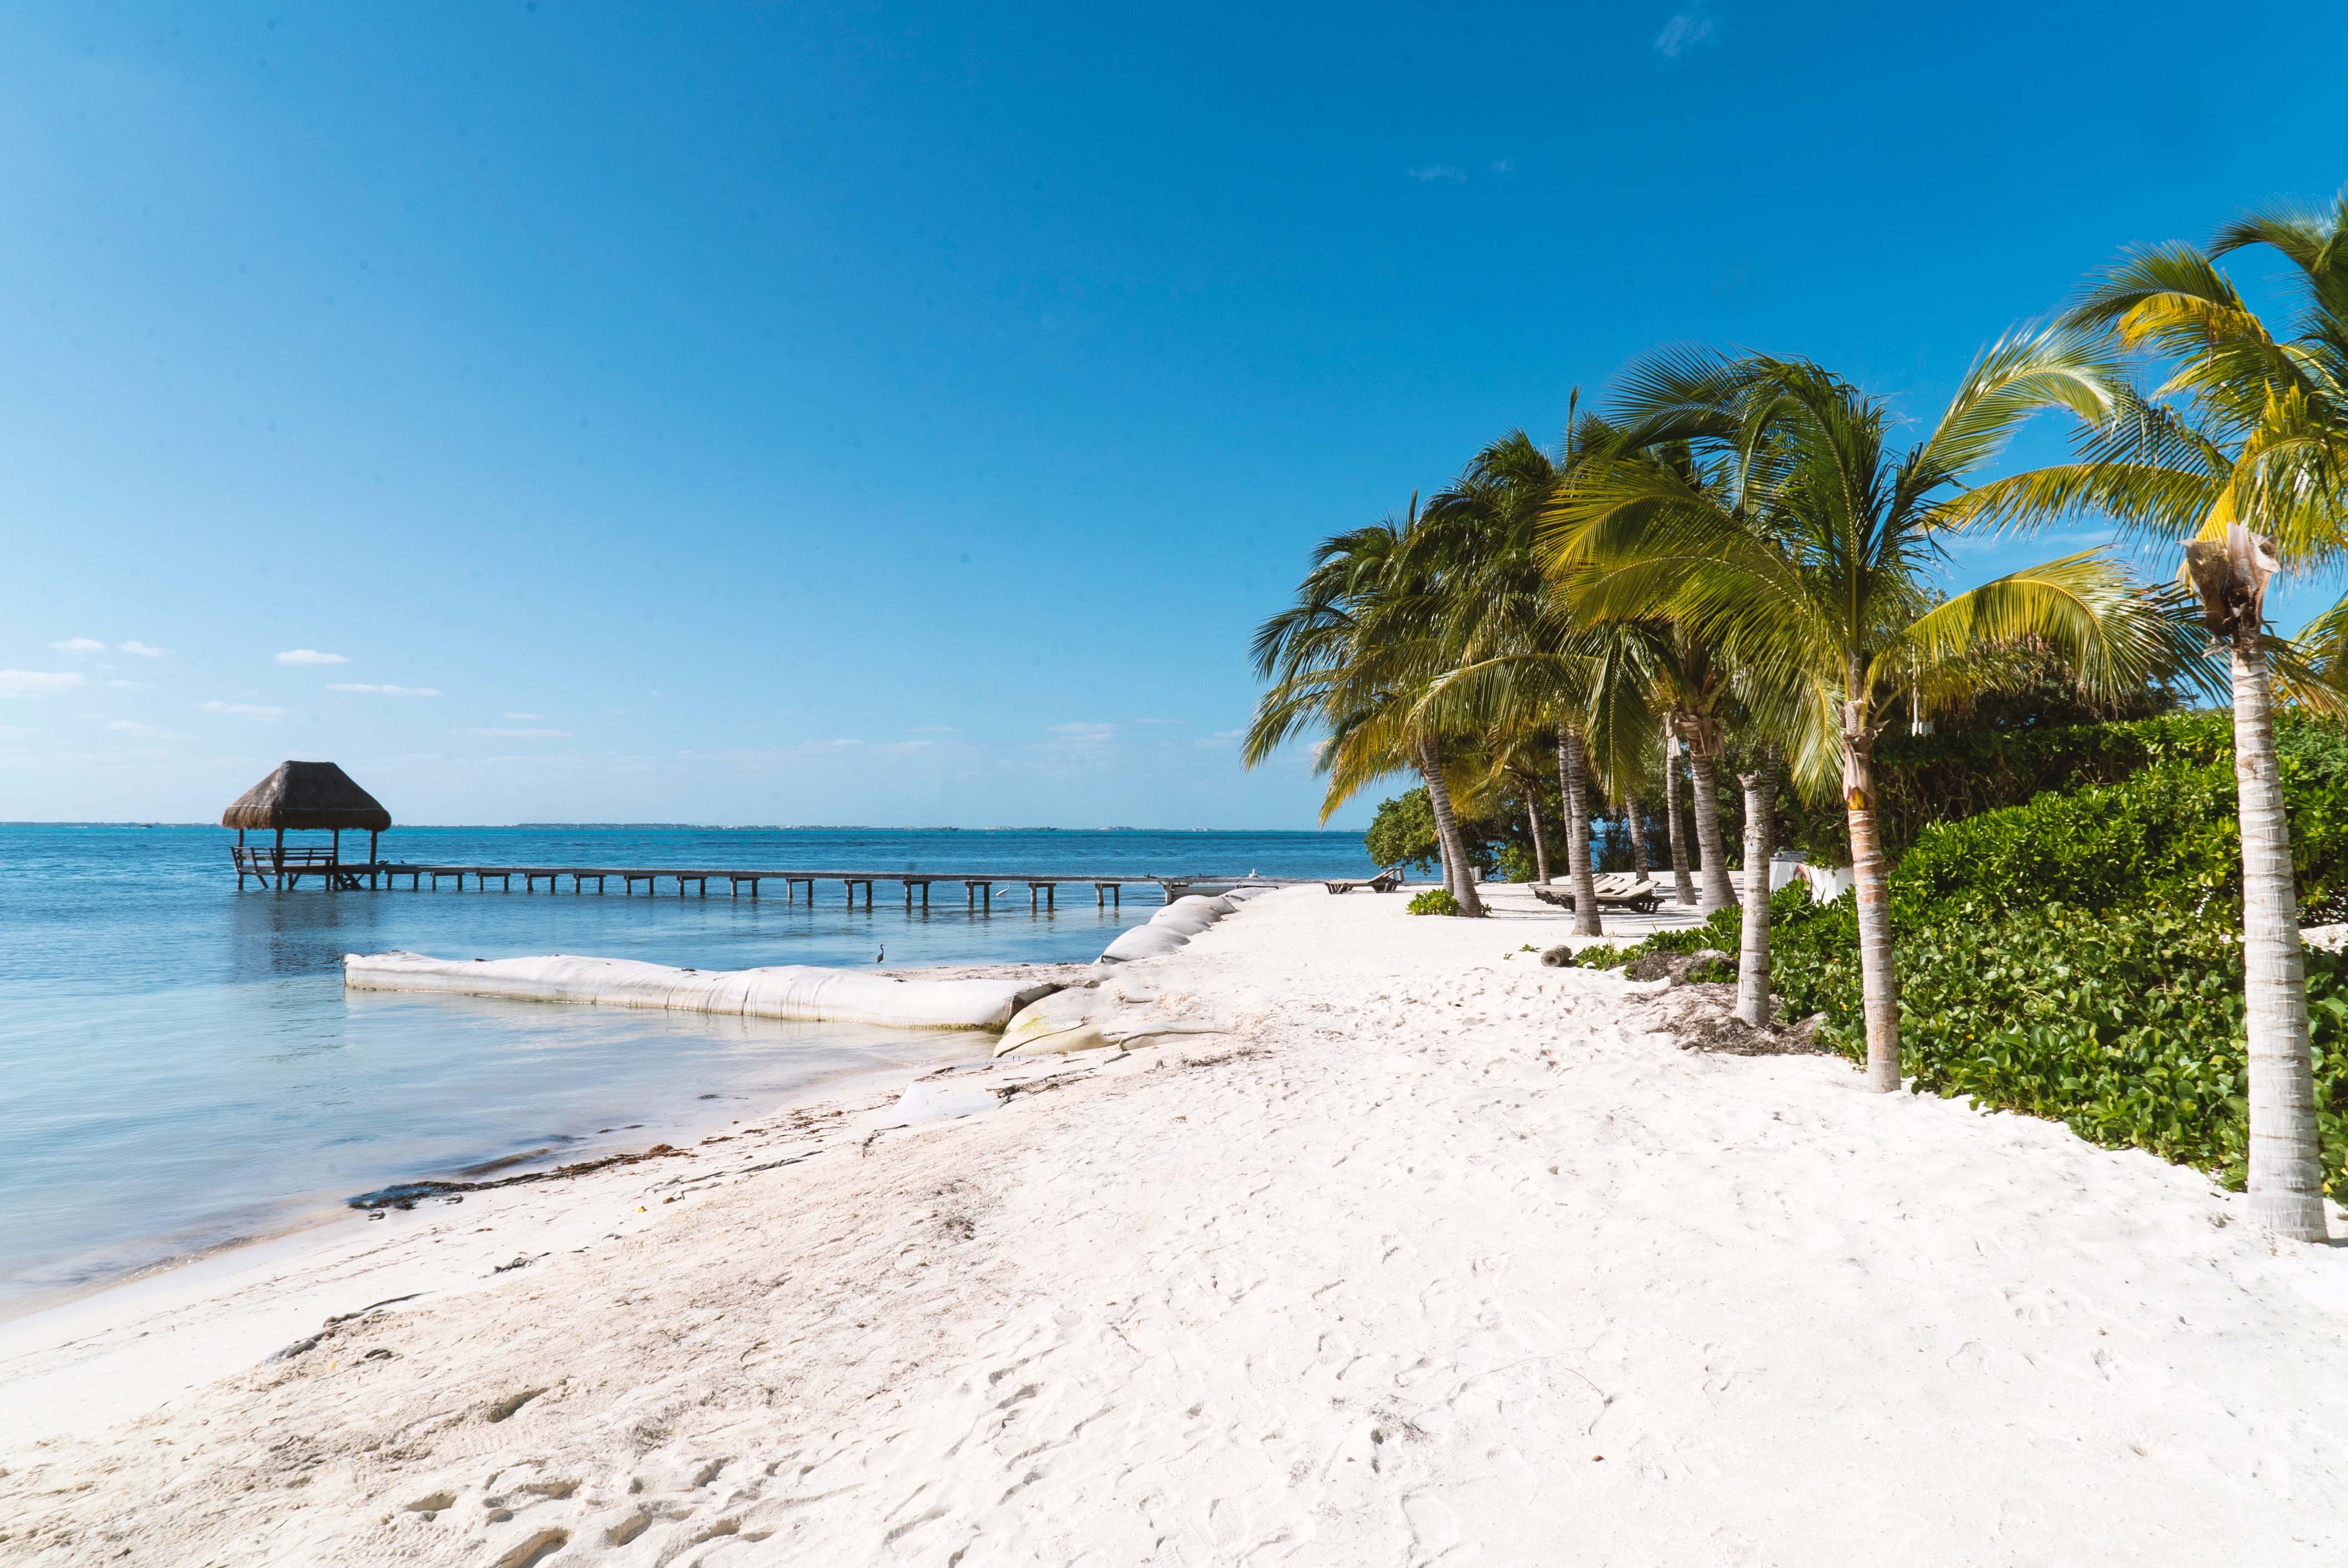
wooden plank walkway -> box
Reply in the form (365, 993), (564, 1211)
(230, 852), (1306, 909)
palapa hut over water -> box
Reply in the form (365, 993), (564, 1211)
(222, 760), (393, 889)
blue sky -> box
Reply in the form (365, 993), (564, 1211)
(4, 2), (2344, 827)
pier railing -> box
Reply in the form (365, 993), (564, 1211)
(228, 850), (1307, 906)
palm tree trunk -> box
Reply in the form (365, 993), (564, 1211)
(1664, 722), (1695, 906)
(1525, 787), (1552, 885)
(1558, 731), (1602, 936)
(2230, 635), (2327, 1240)
(1420, 742), (1485, 917)
(1845, 734), (1902, 1092)
(1626, 793), (1649, 878)
(1734, 764), (1774, 1027)
(1687, 745), (1734, 915)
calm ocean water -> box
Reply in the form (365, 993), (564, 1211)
(0, 824), (1372, 1312)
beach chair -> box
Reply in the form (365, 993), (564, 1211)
(1325, 865), (1405, 894)
(1531, 873), (1664, 914)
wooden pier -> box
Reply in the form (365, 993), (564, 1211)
(218, 762), (1309, 908)
(230, 851), (1299, 907)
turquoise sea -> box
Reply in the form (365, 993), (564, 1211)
(0, 824), (1372, 1313)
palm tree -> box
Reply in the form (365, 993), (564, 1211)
(1545, 421), (1749, 916)
(1640, 626), (1741, 915)
(1950, 193), (2348, 1240)
(1659, 719), (1696, 904)
(1247, 513), (1489, 915)
(1732, 749), (1778, 1026)
(1407, 430), (1610, 931)
(1474, 723), (1557, 884)
(1553, 336), (2177, 1086)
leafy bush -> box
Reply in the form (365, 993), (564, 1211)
(1634, 883), (1808, 957)
(1891, 764), (2241, 925)
(1888, 725), (2348, 926)
(1543, 880), (2348, 1195)
(1862, 710), (2236, 859)
(1765, 900), (2348, 1196)
(1406, 887), (1461, 916)
(1532, 714), (2348, 1196)
(1367, 790), (1441, 873)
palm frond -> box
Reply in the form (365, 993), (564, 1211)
(1884, 550), (2171, 704)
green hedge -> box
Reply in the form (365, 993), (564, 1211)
(1766, 898), (2348, 1196)
(1571, 889), (2348, 1197)
(1861, 711), (2234, 859)
(1888, 721), (2348, 926)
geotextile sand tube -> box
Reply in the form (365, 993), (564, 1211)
(344, 951), (1036, 1030)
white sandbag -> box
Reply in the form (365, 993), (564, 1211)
(1150, 910), (1215, 935)
(893, 1078), (1004, 1120)
(343, 951), (1029, 1030)
(1099, 926), (1190, 963)
(994, 987), (1113, 1056)
(1223, 886), (1274, 901)
(997, 988), (1229, 1056)
(1166, 895), (1227, 920)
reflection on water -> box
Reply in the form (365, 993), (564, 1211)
(0, 823), (1369, 1310)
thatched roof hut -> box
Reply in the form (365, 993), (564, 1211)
(222, 761), (392, 833)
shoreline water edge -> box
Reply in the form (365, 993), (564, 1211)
(6, 884), (2347, 1562)
(0, 827), (1372, 1321)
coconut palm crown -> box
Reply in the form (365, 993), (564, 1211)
(1945, 189), (2348, 1241)
(1545, 337), (2183, 1092)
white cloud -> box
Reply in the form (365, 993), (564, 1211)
(328, 683), (442, 697)
(1654, 12), (1716, 56)
(274, 648), (349, 666)
(105, 720), (193, 738)
(50, 637), (107, 654)
(503, 712), (545, 720)
(464, 726), (573, 738)
(0, 725), (39, 738)
(106, 679), (161, 690)
(118, 641), (167, 658)
(201, 700), (287, 721)
(907, 725), (958, 734)
(0, 670), (86, 696)
(1405, 165), (1466, 184)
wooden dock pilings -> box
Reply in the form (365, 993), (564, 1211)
(229, 853), (1295, 906)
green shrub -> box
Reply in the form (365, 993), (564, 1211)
(1494, 842), (1539, 884)
(1367, 791), (1441, 873)
(1887, 727), (2348, 926)
(1542, 717), (2348, 1200)
(1564, 942), (1640, 968)
(1634, 883), (1806, 957)
(1407, 887), (1461, 916)
(1891, 763), (2239, 925)
(1767, 901), (2348, 1195)
(1862, 711), (2236, 858)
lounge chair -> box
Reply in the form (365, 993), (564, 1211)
(1532, 873), (1662, 914)
(1325, 865), (1405, 894)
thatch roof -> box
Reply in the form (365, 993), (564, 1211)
(221, 761), (392, 832)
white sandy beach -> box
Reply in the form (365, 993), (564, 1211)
(5, 885), (2347, 1565)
